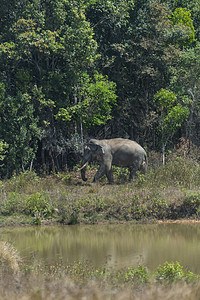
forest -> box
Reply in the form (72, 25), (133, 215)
(0, 0), (200, 176)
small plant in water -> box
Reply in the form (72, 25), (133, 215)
(124, 265), (150, 284)
(154, 261), (186, 284)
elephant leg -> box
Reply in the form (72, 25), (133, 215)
(93, 161), (114, 183)
(106, 168), (114, 184)
(93, 164), (106, 182)
(129, 167), (137, 181)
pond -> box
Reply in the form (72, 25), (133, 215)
(1, 223), (200, 273)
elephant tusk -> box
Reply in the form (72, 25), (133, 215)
(78, 162), (88, 171)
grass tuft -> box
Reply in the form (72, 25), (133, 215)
(0, 241), (21, 274)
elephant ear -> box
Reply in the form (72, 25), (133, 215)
(88, 142), (105, 154)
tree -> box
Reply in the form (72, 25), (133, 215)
(154, 89), (189, 164)
(169, 7), (196, 48)
(162, 0), (200, 41)
(0, 0), (100, 173)
(170, 42), (200, 151)
(0, 87), (41, 176)
(86, 0), (190, 142)
(0, 140), (8, 168)
(55, 72), (117, 134)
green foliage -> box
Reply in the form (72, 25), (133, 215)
(0, 140), (8, 164)
(55, 172), (72, 183)
(0, 192), (24, 215)
(150, 197), (169, 219)
(154, 261), (199, 284)
(25, 193), (53, 224)
(1, 152), (200, 224)
(0, 91), (41, 175)
(163, 104), (189, 134)
(150, 155), (200, 188)
(154, 89), (189, 161)
(155, 89), (177, 110)
(124, 265), (150, 284)
(82, 73), (117, 127)
(154, 89), (189, 140)
(112, 166), (129, 182)
(24, 192), (54, 218)
(183, 192), (200, 217)
(170, 7), (196, 47)
(7, 171), (39, 192)
(56, 72), (117, 128)
(154, 261), (184, 283)
(0, 190), (54, 223)
(0, 0), (199, 174)
(0, 0), (100, 175)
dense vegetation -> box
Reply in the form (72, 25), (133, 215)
(0, 147), (200, 226)
(0, 0), (200, 176)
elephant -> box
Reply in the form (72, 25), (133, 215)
(80, 138), (147, 183)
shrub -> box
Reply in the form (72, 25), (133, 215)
(24, 192), (54, 219)
(150, 197), (169, 219)
(0, 192), (25, 215)
(57, 196), (80, 225)
(147, 156), (200, 188)
(183, 192), (200, 217)
(124, 265), (150, 284)
(112, 166), (129, 182)
(6, 171), (39, 192)
(154, 261), (185, 283)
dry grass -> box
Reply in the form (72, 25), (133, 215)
(0, 241), (21, 274)
(0, 275), (199, 300)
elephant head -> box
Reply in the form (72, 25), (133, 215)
(80, 140), (104, 181)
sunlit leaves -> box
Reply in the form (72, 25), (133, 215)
(56, 72), (117, 128)
(154, 88), (177, 110)
(82, 73), (117, 127)
(170, 42), (200, 102)
(154, 89), (189, 143)
(0, 141), (8, 164)
(11, 18), (64, 58)
(170, 8), (196, 47)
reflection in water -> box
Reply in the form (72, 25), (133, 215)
(1, 224), (200, 272)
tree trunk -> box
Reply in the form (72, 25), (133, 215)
(162, 143), (165, 165)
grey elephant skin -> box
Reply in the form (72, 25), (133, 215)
(80, 138), (147, 183)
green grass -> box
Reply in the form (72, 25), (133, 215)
(1, 152), (200, 226)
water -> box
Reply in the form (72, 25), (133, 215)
(1, 223), (200, 272)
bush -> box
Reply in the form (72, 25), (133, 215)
(0, 192), (25, 215)
(24, 192), (54, 218)
(146, 155), (200, 189)
(150, 197), (169, 219)
(124, 265), (150, 284)
(183, 192), (200, 217)
(154, 261), (184, 283)
(6, 171), (39, 192)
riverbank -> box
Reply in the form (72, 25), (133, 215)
(0, 154), (200, 227)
